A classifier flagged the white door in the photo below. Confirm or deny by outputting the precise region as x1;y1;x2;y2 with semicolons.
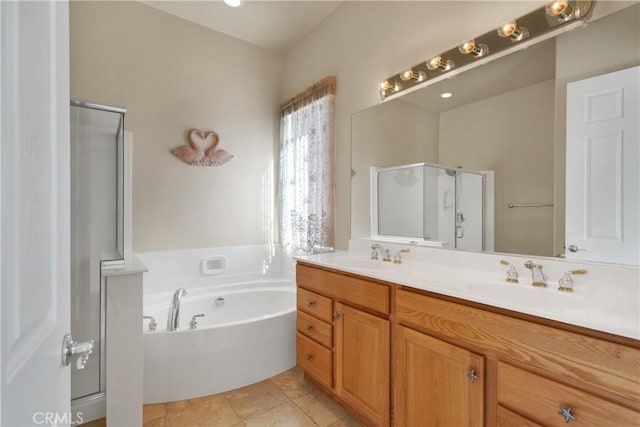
1;1;72;425
566;66;640;265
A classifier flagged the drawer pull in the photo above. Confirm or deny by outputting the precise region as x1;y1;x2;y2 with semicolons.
306;353;314;361
307;300;315;308
332;312;341;320
558;406;577;423
306;324;314;332
466;369;479;383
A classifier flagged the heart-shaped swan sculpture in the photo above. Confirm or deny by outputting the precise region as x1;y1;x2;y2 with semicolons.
171;129;234;166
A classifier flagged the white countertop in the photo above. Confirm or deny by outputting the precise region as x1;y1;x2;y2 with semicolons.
296;248;640;341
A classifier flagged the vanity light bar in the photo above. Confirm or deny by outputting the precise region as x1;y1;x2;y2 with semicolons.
379;0;594;101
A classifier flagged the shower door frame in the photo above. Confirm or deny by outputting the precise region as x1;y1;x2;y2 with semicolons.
70;100;127;414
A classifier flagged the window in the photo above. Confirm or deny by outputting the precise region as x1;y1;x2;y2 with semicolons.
279;77;336;254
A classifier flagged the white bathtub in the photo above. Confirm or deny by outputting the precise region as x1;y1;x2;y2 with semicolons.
143;280;296;404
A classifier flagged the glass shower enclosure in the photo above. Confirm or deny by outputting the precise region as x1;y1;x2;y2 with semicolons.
371;162;494;251
70;100;126;405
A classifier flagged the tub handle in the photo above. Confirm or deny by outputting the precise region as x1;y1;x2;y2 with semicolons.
143;316;157;332
189;314;205;330
306;299;315;308
306;324;314;332
306;353;314;361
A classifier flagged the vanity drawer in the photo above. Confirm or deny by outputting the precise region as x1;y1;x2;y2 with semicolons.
297;310;332;348
396;289;640;404
297;287;332;322
297;332;332;389
497;362;639;426
497;406;543;427
297;263;390;315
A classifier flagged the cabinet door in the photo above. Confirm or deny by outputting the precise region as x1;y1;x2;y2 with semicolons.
334;303;390;426
394;325;484;427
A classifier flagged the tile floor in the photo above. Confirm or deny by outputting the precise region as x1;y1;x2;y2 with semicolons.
82;367;362;427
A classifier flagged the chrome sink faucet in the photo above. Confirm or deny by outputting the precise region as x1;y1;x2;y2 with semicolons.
167;288;187;331
371;244;391;262
524;261;547;287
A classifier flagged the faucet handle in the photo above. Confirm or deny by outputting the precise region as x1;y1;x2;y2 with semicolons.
143;315;157;331
393;249;410;264
500;260;519;283
524;260;542;270
189;313;205;330
558;269;587;292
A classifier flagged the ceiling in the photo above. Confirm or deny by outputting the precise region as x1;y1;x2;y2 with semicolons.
143;1;343;53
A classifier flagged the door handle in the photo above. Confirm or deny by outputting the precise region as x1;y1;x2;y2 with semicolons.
62;334;94;370
567;244;585;253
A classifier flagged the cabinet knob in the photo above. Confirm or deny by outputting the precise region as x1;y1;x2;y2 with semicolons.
307;300;315;308
466;369;479;383
306;353;314;361
558;406;577;423
306;324;314;332
332;312;341;320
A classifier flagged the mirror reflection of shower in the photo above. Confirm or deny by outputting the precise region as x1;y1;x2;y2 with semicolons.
371;162;494;251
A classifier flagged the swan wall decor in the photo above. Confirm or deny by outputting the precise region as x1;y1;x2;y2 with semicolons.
171;129;234;166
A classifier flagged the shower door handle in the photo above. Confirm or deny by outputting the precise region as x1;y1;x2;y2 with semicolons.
62;333;95;370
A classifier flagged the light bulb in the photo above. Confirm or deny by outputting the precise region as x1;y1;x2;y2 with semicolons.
458;40;489;57
440;92;453;99
400;69;427;82
498;21;517;38
427;56;443;70
458;40;476;55
400;69;414;81
546;0;573;18
380;80;391;91
497;21;528;41
426;56;454;72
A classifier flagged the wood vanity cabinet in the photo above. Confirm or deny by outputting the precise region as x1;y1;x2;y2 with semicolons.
394;324;484;426
395;287;640;427
296;262;391;426
296;262;640;426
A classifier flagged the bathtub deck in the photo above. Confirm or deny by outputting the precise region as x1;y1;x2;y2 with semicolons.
82;367;361;426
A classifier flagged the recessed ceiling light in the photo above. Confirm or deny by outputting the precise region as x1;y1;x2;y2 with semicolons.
441;92;453;99
224;0;244;7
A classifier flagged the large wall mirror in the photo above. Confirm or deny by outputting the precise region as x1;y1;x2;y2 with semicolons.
351;2;640;265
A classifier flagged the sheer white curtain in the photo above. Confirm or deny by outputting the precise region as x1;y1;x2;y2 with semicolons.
279;77;336;255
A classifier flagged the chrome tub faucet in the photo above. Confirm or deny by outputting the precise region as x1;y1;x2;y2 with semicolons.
167;288;187;331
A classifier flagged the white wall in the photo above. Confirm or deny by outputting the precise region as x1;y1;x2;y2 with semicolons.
282;1;547;249
70;1;284;252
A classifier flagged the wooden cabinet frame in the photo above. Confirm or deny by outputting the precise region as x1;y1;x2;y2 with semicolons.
296;262;640;426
